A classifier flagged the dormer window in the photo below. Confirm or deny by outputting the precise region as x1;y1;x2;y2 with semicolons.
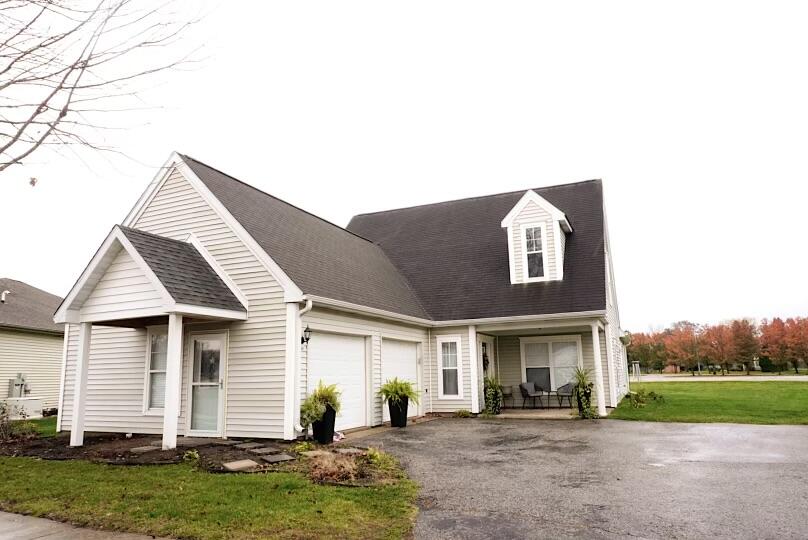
501;190;572;284
523;224;547;279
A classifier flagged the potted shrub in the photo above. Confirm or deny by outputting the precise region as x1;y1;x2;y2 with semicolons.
300;381;341;444
572;366;597;419
378;378;419;427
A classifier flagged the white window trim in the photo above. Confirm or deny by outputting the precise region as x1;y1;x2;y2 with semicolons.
519;335;583;390
142;325;168;416
520;222;550;283
436;335;464;399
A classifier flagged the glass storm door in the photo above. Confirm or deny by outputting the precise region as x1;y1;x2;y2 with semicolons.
189;334;226;435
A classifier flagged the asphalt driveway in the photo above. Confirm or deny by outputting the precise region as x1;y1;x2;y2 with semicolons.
361;418;808;540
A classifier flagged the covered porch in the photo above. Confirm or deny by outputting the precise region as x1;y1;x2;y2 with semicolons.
474;316;619;416
54;226;247;450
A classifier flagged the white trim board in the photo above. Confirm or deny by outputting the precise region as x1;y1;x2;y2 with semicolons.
519;221;550;283
436;335;464;400
501;190;572;232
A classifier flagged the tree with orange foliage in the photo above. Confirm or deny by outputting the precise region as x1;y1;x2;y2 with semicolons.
702;323;736;375
731;319;759;375
759;318;789;373
626;332;667;373
663;321;703;375
784;318;808;374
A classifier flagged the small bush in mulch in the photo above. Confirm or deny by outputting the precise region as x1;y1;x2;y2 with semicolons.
303;446;404;487
309;453;358;483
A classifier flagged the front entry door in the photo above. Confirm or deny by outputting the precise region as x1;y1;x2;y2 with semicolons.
188;333;226;436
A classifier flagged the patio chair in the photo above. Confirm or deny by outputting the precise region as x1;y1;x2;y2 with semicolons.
556;383;574;408
501;385;514;408
519;382;544;409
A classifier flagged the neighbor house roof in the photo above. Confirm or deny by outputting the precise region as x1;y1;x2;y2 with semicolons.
118;226;244;312
0;278;64;334
347;180;607;321
181;155;606;322
183;155;430;319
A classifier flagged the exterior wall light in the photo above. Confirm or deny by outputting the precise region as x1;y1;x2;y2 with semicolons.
301;325;311;345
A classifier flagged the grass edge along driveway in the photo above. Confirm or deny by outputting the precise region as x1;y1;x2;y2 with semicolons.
610;381;808;425
0;457;417;540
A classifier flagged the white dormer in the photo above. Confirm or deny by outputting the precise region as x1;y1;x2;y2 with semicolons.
501;190;572;284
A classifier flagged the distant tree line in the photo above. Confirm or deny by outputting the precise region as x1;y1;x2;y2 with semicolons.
626;318;808;375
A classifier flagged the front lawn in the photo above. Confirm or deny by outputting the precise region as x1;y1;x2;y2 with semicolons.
0;457;417;539
610;381;808;424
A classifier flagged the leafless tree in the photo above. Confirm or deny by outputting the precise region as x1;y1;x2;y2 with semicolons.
0;0;198;172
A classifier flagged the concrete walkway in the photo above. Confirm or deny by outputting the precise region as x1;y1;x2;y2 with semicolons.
638;374;808;382
0;511;166;540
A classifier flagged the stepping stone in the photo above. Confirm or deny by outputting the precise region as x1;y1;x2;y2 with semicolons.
249;446;280;456
130;445;159;454
176;437;214;447
262;453;295;464
235;442;263;450
214;439;239;446
335;447;364;456
301;450;331;458
223;459;259;472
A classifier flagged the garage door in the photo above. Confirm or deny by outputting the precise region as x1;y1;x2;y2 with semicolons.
308;333;367;431
381;339;419;422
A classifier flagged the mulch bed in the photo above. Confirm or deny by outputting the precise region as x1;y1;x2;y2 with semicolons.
0;432;295;471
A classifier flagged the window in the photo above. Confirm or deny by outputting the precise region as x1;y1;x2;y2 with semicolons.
145;328;167;410
523;224;546;279
520;336;581;391
437;336;463;399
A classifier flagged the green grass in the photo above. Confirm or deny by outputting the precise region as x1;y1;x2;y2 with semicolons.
610;382;808;425
27;416;57;437
0;457;417;539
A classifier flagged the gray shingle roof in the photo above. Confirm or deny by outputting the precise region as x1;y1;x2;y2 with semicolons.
180;155;606;322
182;156;430;319
0;278;63;334
119;226;244;312
347;181;607;320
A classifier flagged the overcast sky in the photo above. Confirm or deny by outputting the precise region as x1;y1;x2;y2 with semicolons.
3;1;807;331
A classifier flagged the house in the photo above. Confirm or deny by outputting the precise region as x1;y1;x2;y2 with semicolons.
54;152;628;449
1;278;64;418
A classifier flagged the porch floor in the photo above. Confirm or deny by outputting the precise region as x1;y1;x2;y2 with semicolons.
497;408;578;420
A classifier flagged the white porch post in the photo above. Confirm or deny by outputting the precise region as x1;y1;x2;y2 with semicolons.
69;322;92;446
162;313;183;450
468;325;480;413
590;322;607;417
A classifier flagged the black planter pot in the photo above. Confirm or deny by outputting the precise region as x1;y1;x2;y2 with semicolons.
312;404;336;444
387;396;409;428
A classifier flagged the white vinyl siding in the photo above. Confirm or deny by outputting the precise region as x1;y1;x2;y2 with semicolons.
79;249;163;318
301;307;427;427
61;167;288;438
0;328;63;409
510;201;559;282
425;326;472;413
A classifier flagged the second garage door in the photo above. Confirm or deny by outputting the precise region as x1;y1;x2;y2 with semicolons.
308;333;367;431
381;339;420;422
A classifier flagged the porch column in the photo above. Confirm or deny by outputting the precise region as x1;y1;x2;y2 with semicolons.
468;325;480;413
590;322;607;417
162;313;183;450
69;322;92;446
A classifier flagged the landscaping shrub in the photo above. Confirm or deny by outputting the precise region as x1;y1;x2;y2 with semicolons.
573;367;597;419
483;376;503;415
309;453;358;483
454;409;472;418
628;389;664;408
292;441;316;454
759;356;776;373
0;402;37;442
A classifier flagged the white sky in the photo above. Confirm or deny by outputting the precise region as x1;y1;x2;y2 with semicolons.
3;1;807;331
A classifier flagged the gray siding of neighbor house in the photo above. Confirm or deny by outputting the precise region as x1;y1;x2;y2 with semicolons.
60;167;288;439
300;307;428;426
1;328;63;409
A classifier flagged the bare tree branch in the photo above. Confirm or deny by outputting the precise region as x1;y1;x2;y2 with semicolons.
0;0;198;172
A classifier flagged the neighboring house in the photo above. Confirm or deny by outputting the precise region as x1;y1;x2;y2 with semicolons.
1;278;65;416
54;152;628;449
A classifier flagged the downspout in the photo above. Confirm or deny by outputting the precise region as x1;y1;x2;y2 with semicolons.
294;297;313;434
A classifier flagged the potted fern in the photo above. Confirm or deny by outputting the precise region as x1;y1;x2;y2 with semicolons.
301;381;341;443
378;378;419;427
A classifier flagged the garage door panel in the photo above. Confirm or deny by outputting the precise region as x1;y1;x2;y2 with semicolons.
381;339;419;422
308;333;366;431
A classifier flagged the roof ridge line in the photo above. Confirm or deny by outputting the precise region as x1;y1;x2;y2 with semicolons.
178;154;378;246
350;179;602;219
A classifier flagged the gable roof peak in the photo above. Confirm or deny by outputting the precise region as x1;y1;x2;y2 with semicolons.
500;189;573;232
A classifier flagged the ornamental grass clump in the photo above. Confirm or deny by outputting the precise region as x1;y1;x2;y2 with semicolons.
573;367;598;419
